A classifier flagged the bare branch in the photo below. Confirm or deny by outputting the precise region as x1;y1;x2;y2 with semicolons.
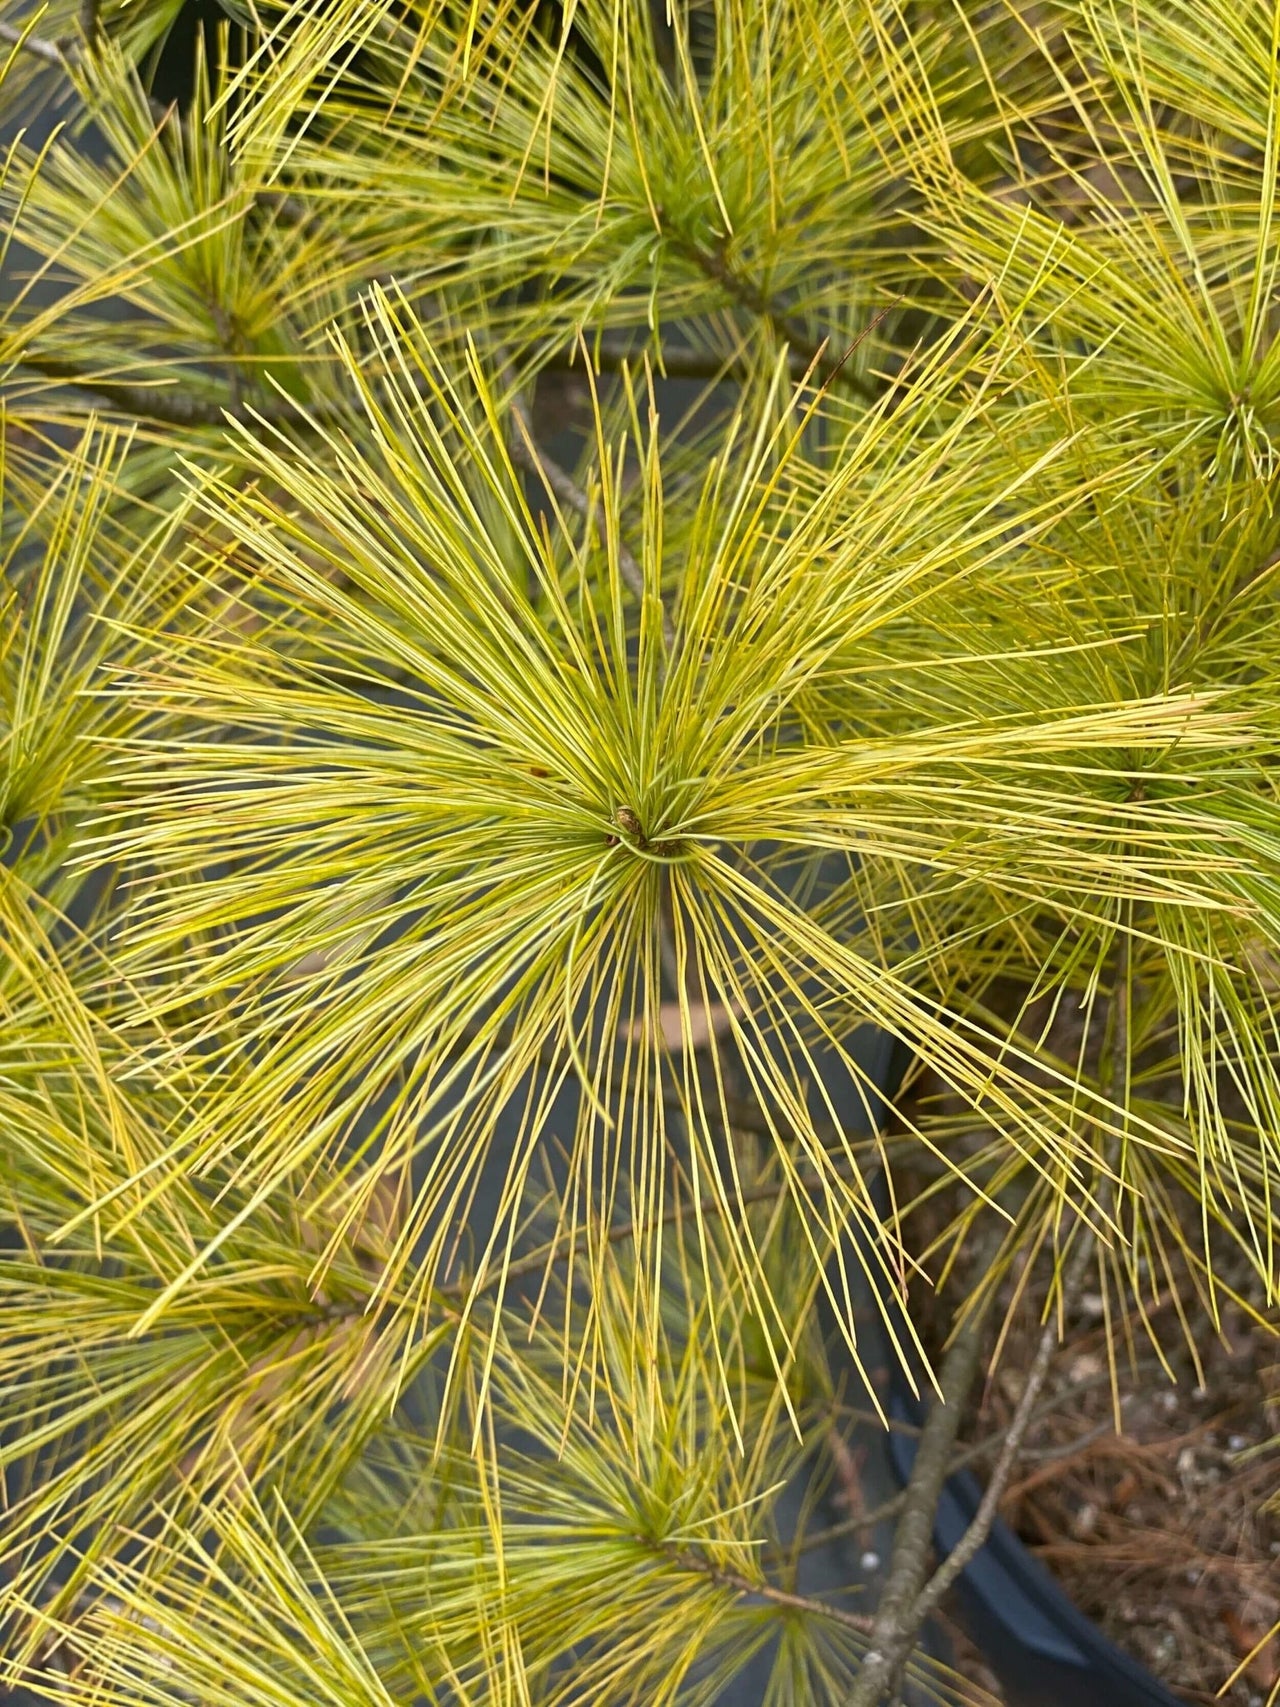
0;17;73;66
10;353;238;427
847;936;1131;1704
845;1296;991;1707
793;1357;1142;1563
905;1232;1097;1632
665;1546;875;1638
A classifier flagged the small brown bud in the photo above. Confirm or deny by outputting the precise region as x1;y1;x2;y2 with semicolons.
614;806;644;839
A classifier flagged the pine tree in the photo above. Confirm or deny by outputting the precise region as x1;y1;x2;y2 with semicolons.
1;2;1277;1701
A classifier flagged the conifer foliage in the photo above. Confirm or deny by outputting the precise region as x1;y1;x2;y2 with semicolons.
1;1;1278;1701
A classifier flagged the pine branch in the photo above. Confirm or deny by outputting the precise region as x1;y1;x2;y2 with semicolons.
669;234;882;400
847;937;1131;1706
1170;544;1280;677
900;1230;1096;1638
9;353;343;430
0;18;72;66
794;1354;1144;1561
442;1156;875;1301
543;336;815;385
844;1290;991;1707
664;1546;875;1637
0;18;170;121
11;353;235;426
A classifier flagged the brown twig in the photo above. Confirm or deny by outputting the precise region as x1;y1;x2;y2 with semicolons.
0;17;72;65
997;1416;1116;1501
664;1545;875;1637
671;233;882;401
844;1292;993;1707
826;1423;870;1527
11;353;241;427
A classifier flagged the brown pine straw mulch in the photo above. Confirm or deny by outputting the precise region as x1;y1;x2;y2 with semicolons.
905;1209;1280;1706
970;1290;1280;1707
